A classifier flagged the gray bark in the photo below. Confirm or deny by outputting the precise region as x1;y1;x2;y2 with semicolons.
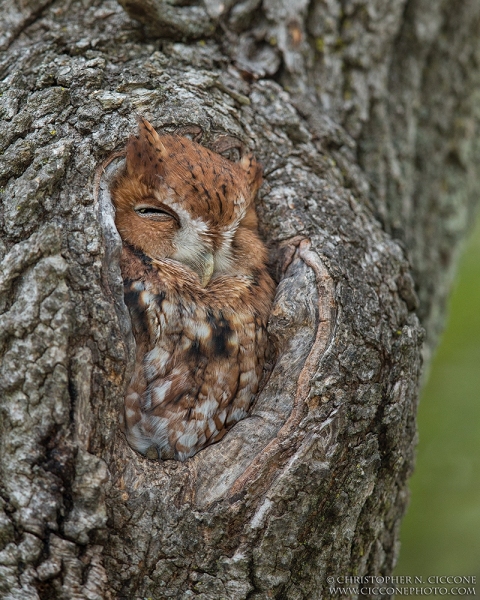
0;0;478;598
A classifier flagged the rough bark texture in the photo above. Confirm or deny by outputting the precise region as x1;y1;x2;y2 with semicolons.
0;0;479;598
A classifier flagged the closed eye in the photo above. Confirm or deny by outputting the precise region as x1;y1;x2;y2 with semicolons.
134;204;178;222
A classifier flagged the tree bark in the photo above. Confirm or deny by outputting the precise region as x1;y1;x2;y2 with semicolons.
0;0;479;598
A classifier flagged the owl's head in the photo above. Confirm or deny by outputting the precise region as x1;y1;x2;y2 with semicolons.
111;118;263;286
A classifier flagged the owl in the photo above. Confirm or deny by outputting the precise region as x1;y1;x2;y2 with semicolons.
111;118;275;461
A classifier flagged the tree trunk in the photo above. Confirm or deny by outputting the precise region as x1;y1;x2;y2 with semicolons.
1;0;479;598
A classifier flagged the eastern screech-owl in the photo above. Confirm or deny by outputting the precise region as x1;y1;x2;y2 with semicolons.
111;118;275;461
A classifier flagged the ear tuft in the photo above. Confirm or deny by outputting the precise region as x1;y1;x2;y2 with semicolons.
125;118;166;185
239;153;263;197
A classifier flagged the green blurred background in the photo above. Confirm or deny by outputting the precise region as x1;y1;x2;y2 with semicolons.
396;214;480;581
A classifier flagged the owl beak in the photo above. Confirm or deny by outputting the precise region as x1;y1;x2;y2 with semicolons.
199;252;214;287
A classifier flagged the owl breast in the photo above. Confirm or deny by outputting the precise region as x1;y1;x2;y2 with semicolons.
111;119;274;461
122;251;270;461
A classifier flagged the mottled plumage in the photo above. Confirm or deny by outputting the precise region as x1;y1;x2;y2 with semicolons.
111;118;274;461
